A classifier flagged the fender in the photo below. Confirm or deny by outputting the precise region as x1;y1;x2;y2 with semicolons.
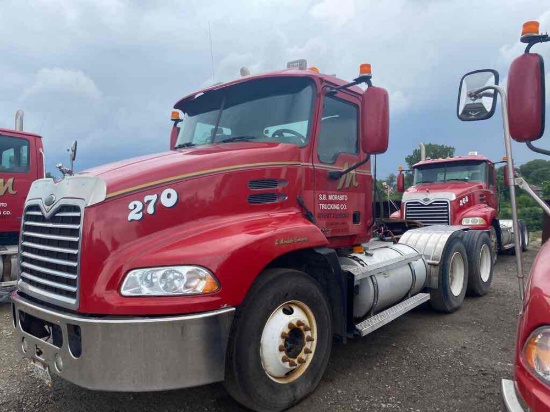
79;210;329;315
457;204;497;230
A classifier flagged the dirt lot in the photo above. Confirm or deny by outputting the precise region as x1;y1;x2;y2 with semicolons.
0;245;537;412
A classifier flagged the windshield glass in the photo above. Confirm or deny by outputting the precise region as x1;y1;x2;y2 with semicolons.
0;135;29;173
174;77;315;148
414;161;487;185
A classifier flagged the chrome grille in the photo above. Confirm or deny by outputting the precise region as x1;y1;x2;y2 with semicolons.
404;200;450;226
19;203;82;309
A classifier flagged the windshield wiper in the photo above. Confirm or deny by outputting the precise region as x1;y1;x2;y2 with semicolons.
174;142;197;149
416;180;435;184
218;135;258;143
446;178;469;182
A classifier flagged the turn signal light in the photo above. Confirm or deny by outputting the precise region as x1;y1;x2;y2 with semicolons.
502;156;507;162
171;110;181;121
398;166;403;171
522;21;540;38
359;63;372;77
309;66;320;73
352;245;365;254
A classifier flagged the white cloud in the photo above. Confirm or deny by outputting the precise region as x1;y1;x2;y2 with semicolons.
21;68;101;102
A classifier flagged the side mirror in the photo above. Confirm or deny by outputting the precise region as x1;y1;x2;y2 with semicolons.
361;87;389;155
503;164;510;186
457;69;499;121
507;53;545;142
397;173;405;193
69;140;78;162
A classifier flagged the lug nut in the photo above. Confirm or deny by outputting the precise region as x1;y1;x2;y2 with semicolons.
297;357;306;364
304;348;312;354
279;345;286;352
303;325;311;332
289;360;297;367
297;320;305;327
306;335;314;342
281;332;288;339
288;322;297;329
282;355;290;363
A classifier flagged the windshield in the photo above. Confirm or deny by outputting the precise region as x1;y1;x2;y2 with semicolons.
174;77;315;148
414;161;487;185
0;135;29;173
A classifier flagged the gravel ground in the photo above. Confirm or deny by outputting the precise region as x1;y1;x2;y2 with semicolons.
0;245;536;412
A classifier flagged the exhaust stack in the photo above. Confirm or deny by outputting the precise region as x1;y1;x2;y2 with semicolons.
14;110;24;131
419;142;426;161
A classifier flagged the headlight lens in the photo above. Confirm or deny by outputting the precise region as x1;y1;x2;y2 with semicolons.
121;266;219;296
524;327;550;384
461;217;487;225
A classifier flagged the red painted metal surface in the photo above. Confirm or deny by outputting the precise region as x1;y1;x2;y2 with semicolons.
0;128;44;234
508;53;545;142
514;241;550;410
72;70;375;315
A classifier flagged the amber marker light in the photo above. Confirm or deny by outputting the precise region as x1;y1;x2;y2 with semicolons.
398;166;403;171
359;63;372;77
502;156;507;162
171;110;181;121
522;20;540;38
352;245;365;254
309;66;320;73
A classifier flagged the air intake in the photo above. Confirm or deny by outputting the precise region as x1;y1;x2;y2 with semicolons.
248;179;282;190
248;193;286;204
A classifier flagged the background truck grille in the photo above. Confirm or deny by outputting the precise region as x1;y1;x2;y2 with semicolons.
404;200;450;226
19;203;82;308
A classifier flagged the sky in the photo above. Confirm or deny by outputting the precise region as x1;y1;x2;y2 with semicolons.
0;0;549;179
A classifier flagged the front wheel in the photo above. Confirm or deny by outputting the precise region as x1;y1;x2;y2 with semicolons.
224;269;332;412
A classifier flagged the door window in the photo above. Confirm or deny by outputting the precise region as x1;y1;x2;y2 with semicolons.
0;135;29;173
317;96;358;164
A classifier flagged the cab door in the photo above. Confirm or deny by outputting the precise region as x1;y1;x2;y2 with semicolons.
313;91;368;247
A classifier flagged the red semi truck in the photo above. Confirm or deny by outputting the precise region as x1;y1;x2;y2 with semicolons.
0;111;45;303
11;61;495;411
390;151;529;263
452;20;550;412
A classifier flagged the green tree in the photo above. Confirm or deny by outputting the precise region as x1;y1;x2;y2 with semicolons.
405;143;455;169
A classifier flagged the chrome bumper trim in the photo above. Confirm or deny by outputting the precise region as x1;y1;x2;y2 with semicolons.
12;292;235;391
501;379;526;412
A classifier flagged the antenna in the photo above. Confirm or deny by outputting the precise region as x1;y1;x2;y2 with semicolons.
208;21;215;84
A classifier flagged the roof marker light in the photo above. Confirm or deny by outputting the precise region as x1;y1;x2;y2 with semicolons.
468;151;478;155
309;66;320;73
171;111;181;121
398;166;403;171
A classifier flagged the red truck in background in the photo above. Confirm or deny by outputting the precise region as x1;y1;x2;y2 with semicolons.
0;111;45;303
390;152;529;265
453;20;550;412
10;60;497;411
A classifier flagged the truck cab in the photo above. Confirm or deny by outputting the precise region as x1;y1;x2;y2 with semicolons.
0;124;44;288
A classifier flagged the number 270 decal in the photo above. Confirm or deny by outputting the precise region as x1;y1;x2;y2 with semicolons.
128;188;179;221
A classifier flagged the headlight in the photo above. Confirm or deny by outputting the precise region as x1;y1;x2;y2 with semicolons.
120;266;219;296
524;327;550;384
461;217;487;225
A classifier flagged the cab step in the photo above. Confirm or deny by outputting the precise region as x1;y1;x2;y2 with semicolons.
354;293;430;337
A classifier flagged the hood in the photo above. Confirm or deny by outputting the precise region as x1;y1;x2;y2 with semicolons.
403;182;483;202
80;142;302;198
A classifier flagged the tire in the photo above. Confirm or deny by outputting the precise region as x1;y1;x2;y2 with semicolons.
464;230;493;297
429;235;469;313
520;220;529;252
224;268;332;412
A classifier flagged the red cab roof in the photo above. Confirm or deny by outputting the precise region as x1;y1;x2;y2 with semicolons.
0;128;42;139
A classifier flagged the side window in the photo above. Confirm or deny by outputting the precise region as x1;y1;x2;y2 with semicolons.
1;148;15;169
0;136;30;173
488;165;495;186
317;96;358;164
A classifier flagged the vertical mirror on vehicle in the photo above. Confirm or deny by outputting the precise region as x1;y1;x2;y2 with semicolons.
397;172;404;193
507;53;545;142
457;70;499;121
361;87;389;155
69;140;77;162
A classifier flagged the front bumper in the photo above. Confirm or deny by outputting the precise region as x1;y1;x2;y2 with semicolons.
12;291;235;391
501;379;525;412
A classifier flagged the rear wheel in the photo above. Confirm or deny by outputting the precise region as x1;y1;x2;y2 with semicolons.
520;220;529;252
489;226;498;265
464;230;493;297
430;236;469;313
224;269;332;412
